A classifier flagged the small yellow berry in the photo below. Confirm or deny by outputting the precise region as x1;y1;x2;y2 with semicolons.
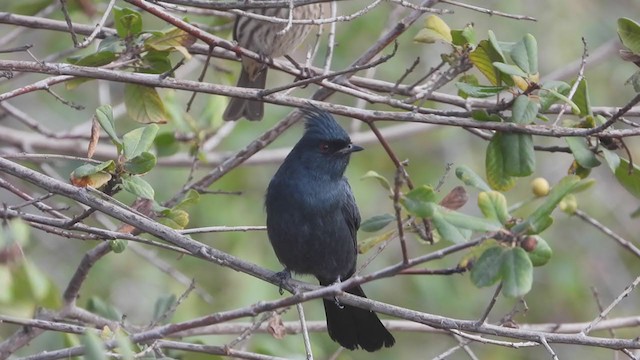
531;177;550;197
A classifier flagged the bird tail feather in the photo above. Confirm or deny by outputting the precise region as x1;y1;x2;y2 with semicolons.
320;282;395;352
222;68;267;121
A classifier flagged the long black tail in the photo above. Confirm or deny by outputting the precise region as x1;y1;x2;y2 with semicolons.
320;281;395;352
222;67;267;121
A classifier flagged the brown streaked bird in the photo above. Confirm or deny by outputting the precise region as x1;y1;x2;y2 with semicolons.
222;3;322;121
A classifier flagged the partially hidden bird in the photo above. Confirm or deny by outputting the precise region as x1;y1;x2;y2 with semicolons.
223;3;322;121
265;107;395;351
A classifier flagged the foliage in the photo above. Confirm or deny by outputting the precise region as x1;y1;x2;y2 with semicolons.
1;2;640;360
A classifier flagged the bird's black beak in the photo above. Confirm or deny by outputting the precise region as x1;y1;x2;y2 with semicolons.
340;143;364;154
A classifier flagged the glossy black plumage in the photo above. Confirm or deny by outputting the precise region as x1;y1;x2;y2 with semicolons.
265;107;395;351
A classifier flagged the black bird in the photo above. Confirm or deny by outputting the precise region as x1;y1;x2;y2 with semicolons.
265;107;395;351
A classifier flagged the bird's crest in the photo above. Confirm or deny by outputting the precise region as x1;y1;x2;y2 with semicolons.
301;106;350;142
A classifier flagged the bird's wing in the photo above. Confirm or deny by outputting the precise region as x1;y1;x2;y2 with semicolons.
341;179;361;246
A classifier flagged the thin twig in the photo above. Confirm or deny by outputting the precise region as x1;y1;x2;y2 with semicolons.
476;282;503;326
574;209;640;259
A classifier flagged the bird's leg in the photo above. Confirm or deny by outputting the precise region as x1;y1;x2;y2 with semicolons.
331;276;344;309
284;55;316;82
273;268;292;295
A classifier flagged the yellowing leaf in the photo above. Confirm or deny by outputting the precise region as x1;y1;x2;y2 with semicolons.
124;84;168;124
145;28;196;59
414;15;452;44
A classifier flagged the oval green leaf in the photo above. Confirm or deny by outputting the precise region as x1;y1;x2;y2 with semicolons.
123;124;159;160
511;95;539;125
455;165;491;192
121;176;155;199
478;191;510;225
618;18;640;55
486;133;516;191
501;247;533;298
123;152;157;174
500;133;535;177
527;236;552;266
124;84;168;124
360;214;395;232
470;245;505;287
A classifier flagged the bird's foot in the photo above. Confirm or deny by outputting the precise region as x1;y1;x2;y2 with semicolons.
273;269;292;295
331;277;344;309
284;55;316;82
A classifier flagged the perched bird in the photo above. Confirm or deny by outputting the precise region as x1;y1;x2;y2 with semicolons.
223;3;322;121
265;107;395;351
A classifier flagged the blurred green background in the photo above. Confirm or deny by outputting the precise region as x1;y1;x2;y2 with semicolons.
1;0;640;359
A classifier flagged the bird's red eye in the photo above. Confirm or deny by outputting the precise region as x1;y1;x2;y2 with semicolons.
319;142;330;153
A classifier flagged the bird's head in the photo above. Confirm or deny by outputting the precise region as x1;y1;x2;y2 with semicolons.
290;106;363;179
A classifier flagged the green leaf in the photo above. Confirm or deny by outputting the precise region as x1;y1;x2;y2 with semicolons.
97;35;123;53
625;70;640;92
141;50;173;74
175;189;201;210
451;24;476;46
124;84;168;124
477;191;510;225
500;133;535;177
121;176;155;200
470;39;511;86
144;27;197;58
618;18;640;54
95;105;122;150
431;209;471;244
23;261;50;300
113;7;142;39
154;132;180;157
470;246;505;287
485;134;516;191
413;15;452;44
501;247;533;298
65;52;117;89
438;206;501;232
604;152;640;199
360;214;395;232
455;82;507;98
511;95;539;125
67;51;116;67
572;78;592;116
122;124;159;160
456;74;478;99
153;294;177;323
565;137;601;168
123;152;157;174
401;185;437;218
470;110;503;123
358;230;394;254
527;236;552;266
487;30;507;62
82;330;107;360
544;88;581;114
455;165;491;192
539;81;571;111
87;296;121;321
493;62;528;78
509;34;538;75
158;208;189;229
361;170;392;193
